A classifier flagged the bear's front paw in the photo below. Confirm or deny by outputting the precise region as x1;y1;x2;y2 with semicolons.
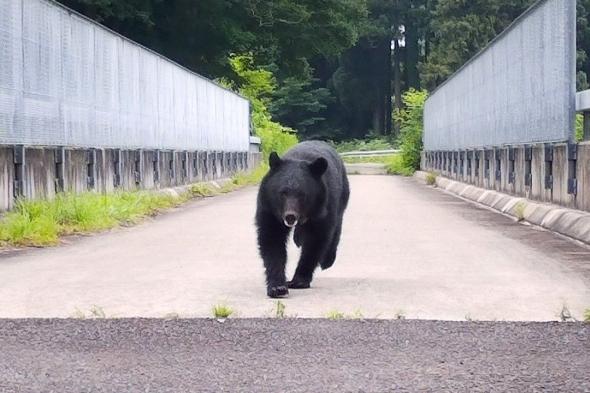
267;285;289;298
287;278;311;289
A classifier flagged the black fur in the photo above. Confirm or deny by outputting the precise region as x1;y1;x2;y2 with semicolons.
255;141;350;298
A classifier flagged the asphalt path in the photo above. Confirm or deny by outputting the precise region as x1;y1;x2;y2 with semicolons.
0;175;589;320
0;318;588;393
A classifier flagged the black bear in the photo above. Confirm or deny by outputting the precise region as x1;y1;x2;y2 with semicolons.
255;141;350;298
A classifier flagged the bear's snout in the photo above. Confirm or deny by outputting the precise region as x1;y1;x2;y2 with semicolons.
283;213;299;228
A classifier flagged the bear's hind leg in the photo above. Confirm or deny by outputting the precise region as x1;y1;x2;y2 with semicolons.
320;223;341;270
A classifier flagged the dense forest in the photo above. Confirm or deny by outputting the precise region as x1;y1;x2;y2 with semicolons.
60;0;590;142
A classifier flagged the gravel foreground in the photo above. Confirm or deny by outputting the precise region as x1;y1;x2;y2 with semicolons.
0;318;588;392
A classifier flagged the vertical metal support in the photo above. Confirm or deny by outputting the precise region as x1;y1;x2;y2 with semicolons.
494;148;502;181
169;152;176;180
459;151;465;178
13;145;25;199
508;147;516;185
484;150;491;179
181;151;189;180
452;151;458;176
212;152;218;179
524;146;532;187
474;151;480;178
467;151;473;178
54;147;65;193
544;144;553;190
112;149;121;188
192;152;198;178
203;152;209;180
567;142;578;195
86;149;96;189
153;150;160;184
134;150;142;185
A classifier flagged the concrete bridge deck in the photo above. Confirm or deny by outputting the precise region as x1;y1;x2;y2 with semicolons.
1;175;588;321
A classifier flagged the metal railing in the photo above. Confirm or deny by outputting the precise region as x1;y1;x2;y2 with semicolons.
0;0;251;152
423;0;576;151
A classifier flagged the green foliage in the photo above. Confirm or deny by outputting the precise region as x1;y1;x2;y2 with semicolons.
270;64;333;137
576;114;584;142
225;54;298;158
392;89;428;174
333;138;394;153
342;155;397;164
385;155;415;177
585;309;590;322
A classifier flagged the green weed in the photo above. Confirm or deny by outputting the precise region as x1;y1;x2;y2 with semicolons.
275;300;286;318
514;201;527;222
89;305;106;319
326;310;346;320
425;172;437;186
212;304;233;319
584;309;590;322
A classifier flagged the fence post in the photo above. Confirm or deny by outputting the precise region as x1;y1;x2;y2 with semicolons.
13;145;25;199
55;147;65;193
87;148;97;190
567;142;578;195
544;144;553;190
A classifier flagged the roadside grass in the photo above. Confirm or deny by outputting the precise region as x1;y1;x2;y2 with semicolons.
385;155;416;176
341;153;416;176
212;304;234;319
0;166;268;248
342;155;397;164
584;309;590;322
425;172;437;186
325;309;365;320
333;138;395;153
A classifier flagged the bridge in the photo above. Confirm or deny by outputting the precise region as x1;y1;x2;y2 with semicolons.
0;0;589;391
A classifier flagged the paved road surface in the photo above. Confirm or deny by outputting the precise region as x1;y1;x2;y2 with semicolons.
0;319;588;393
0;176;589;320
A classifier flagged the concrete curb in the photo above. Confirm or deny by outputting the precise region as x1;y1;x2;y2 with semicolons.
155;178;233;198
415;171;590;245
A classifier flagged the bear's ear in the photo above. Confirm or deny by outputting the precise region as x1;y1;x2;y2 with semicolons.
269;152;282;170
309;157;328;177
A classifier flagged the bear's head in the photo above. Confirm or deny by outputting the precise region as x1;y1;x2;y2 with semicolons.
264;152;328;228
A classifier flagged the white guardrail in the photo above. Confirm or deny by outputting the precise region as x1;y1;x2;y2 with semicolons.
339;149;400;158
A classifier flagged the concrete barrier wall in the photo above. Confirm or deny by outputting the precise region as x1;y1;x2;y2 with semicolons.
0;145;262;211
421;142;590;213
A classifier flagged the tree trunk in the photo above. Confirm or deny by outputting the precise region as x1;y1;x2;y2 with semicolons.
393;37;402;136
385;36;393;135
405;22;420;89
